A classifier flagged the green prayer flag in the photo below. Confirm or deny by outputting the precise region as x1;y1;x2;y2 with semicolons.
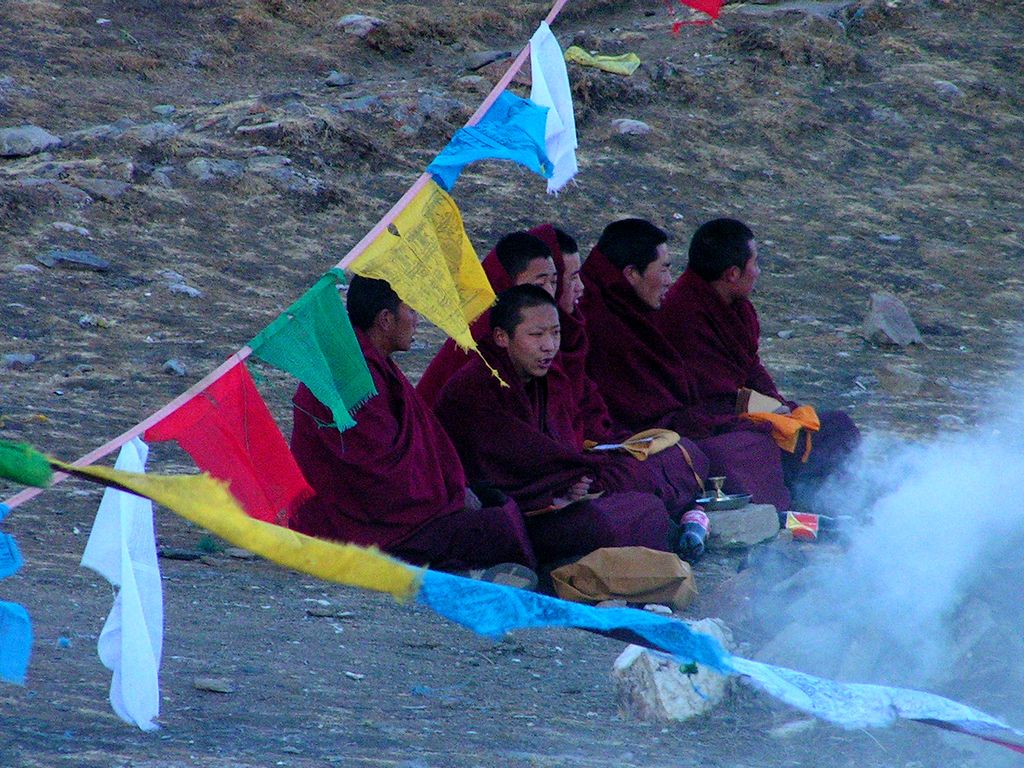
0;441;54;488
248;269;376;431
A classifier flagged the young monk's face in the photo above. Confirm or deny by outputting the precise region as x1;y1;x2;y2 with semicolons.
514;257;558;298
384;302;419;353
558;251;584;314
626;243;672;309
497;303;561;381
734;241;761;298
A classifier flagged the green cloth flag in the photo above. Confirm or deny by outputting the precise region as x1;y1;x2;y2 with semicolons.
0;441;53;488
248;269;376;431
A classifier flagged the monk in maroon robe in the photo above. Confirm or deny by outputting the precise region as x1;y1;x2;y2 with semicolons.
436;285;706;563
655;217;860;503
289;276;536;571
415;230;558;408
578;218;792;510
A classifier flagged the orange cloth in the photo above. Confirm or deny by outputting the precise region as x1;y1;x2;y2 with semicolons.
742;405;820;460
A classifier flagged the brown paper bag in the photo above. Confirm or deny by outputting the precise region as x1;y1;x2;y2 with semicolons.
550;547;697;611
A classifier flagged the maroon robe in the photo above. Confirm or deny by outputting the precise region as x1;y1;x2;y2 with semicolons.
656;268;860;497
289;329;535;570
578;247;791;509
531;223;616;443
435;338;689;559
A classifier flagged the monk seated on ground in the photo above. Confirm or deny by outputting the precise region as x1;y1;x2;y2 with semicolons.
532;224;712;524
416;229;559;408
288;275;537;573
578;218;793;510
435;285;697;565
654;217;861;506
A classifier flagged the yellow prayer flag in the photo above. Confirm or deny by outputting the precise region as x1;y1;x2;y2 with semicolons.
564;46;641;76
53;461;421;600
351;180;494;351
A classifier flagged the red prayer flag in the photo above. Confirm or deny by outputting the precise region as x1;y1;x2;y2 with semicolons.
145;361;313;524
665;0;722;32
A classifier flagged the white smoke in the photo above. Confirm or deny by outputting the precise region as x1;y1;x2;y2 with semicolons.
752;394;1024;716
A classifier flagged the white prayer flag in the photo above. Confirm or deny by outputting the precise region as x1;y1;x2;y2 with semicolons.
530;21;579;194
80;437;163;732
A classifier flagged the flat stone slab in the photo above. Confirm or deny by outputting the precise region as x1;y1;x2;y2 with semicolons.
35;248;109;271
708;503;780;550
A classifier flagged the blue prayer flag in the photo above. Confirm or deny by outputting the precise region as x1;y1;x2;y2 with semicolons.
427;91;553;191
0;601;31;685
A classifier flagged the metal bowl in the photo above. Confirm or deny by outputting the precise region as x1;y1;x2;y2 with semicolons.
696;492;753;511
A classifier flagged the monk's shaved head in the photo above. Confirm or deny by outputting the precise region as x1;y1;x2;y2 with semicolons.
596;218;668;274
687;218;755;281
491;284;557;336
346;275;401;330
495;231;554;279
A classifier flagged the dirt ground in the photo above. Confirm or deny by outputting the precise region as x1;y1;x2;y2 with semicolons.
1;0;1023;765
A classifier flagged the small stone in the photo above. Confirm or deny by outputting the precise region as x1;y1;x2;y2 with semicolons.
769;719;816;739
127;121;180;146
454;75;489;94
643;603;673;616
336;14;384;37
235;121;282;140
169;282;202;298
708;503;780;550
193;677;235;694
186;157;245;182
335;95;380;114
51;221;91;237
152;104;176;117
611;118;651;136
868;107;908;128
225;547;256;560
466;50;512;71
3;353;36;370
0;125;61;157
13;264;43;273
325;71;356;88
862;291;923;346
417;93;465;123
78;314;111;328
158;547;202;561
18;178;93;207
36;249;109;271
933;79;962;100
151;169;173;188
777;329;794;339
878;233;902;244
344;671;366;681
163;359;187;376
306;606;355;618
74;178;130;201
157;269;187;284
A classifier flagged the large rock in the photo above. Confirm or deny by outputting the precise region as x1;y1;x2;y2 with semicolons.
862;291;922;346
186;157;245;182
0;125;61;157
35;248;109;271
611;118;651;136
708;503;780;550
337;14;384;37
74;178;130;201
612;618;734;721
